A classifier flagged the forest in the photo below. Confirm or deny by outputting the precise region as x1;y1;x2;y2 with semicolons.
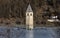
0;0;60;27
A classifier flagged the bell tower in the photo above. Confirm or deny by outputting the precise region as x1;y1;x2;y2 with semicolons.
26;4;33;30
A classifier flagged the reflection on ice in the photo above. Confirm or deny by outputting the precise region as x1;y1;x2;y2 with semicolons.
26;30;34;38
25;28;57;38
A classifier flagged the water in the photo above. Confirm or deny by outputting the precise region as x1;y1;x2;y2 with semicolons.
0;27;59;38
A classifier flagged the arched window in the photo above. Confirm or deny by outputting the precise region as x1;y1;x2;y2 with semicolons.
27;14;29;16
30;14;32;16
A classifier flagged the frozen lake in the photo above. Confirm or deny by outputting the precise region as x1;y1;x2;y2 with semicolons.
0;27;59;38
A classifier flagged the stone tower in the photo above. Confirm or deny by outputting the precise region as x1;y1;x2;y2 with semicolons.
26;4;33;29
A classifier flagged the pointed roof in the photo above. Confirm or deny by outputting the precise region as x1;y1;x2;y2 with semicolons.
26;4;33;12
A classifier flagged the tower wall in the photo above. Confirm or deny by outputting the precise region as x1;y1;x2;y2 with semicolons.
26;12;33;29
29;12;33;29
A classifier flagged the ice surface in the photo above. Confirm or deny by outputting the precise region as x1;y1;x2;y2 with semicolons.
0;27;59;38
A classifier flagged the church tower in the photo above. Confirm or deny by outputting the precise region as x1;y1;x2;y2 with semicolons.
26;4;33;30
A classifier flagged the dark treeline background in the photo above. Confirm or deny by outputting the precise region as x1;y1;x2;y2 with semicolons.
0;0;60;26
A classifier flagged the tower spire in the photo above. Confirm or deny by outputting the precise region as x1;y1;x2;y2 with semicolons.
26;4;33;12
